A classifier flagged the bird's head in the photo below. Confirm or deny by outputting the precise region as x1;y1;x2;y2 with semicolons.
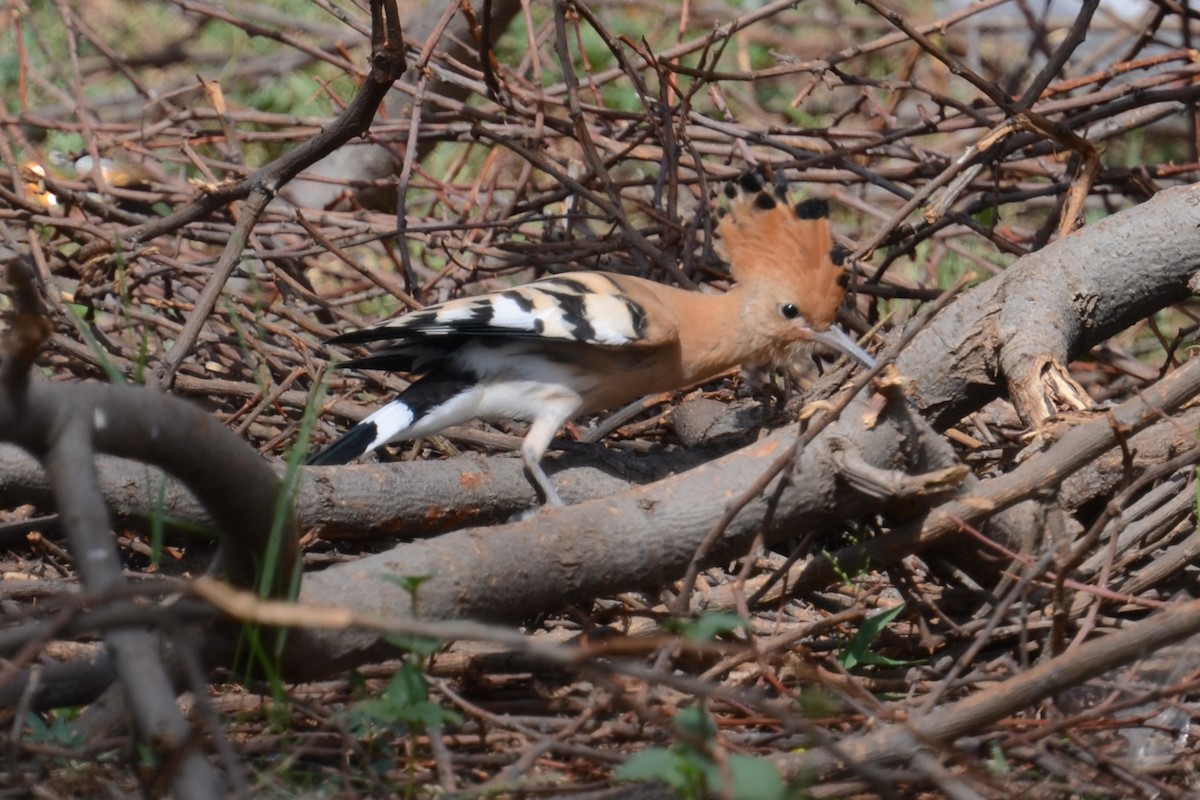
716;170;874;370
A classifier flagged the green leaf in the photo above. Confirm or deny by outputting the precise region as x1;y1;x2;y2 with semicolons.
721;754;787;800
615;747;707;797
840;604;906;670
797;685;842;718
972;206;997;226
614;748;684;783
383;573;435;616
385;573;434;594
851;649;916;668
391;664;429;706
65;305;125;385
350;664;462;733
987;742;1011;776
24;712;84;749
674;705;716;740
665;612;747;642
617;747;788;800
382;633;442;657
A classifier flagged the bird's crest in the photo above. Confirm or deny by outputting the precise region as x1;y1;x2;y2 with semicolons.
715;168;847;330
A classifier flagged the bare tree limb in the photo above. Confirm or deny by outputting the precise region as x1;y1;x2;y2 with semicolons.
899;183;1200;428
777;595;1200;780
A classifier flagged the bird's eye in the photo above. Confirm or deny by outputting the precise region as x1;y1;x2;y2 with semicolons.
780;303;800;320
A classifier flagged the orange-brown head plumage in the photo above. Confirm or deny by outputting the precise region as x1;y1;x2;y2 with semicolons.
716;170;847;332
713;169;861;369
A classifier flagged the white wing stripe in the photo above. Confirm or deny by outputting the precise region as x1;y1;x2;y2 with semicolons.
583;295;638;344
490;294;540;330
431;304;476;323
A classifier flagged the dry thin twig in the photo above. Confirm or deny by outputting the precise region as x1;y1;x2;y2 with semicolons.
2;0;1199;795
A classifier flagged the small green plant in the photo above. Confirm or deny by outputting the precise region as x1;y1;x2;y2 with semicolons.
615;705;788;800
987;742;1011;776
820;528;875;586
795;684;843;723
838;604;911;671
65;304;126;385
663;611;746;642
225;375;322;724
347;573;460;799
384;573;435;619
25;711;85;751
24;710;98;772
351;660;461;736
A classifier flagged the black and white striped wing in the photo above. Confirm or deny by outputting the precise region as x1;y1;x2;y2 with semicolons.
329;273;657;349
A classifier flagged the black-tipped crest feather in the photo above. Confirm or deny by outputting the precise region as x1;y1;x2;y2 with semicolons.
794;198;829;219
738;169;764;192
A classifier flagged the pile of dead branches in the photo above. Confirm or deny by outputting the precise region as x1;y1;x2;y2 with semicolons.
2;0;1199;797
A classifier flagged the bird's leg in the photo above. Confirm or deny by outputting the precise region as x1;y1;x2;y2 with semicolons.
523;452;564;506
519;405;578;506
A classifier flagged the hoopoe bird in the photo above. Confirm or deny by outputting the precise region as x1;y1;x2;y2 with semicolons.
307;169;874;505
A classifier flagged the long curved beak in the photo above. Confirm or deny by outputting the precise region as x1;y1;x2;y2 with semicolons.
809;326;875;370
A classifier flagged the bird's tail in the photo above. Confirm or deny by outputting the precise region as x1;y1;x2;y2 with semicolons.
305;399;416;466
305;372;475;466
